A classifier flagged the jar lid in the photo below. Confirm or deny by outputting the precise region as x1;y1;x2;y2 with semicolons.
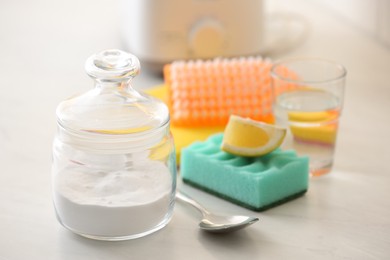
56;49;169;136
85;49;140;82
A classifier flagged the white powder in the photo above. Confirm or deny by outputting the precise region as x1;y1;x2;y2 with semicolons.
53;161;174;238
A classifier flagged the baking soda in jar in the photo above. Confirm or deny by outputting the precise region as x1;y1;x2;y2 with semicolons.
51;49;176;240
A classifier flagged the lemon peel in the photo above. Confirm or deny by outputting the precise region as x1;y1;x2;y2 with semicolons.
221;115;286;157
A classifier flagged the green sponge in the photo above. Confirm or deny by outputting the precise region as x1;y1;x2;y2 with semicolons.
180;133;309;211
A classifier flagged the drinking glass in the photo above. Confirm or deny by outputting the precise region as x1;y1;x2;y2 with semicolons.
271;58;346;176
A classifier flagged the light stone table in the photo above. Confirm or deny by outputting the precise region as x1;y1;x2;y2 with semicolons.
0;0;389;259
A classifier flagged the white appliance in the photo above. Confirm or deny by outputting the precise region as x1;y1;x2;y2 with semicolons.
121;0;264;69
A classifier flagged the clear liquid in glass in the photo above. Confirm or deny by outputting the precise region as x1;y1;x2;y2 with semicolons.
274;89;341;176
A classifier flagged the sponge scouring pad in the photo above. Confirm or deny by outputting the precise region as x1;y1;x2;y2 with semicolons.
181;133;309;211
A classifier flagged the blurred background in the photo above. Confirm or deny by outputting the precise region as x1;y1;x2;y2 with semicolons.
1;0;388;83
1;0;388;90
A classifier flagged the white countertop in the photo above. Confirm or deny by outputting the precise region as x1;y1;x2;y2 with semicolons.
1;0;389;259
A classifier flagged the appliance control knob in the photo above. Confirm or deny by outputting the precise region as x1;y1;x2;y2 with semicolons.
188;18;225;57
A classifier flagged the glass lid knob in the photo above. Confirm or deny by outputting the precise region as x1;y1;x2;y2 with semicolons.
85;49;140;81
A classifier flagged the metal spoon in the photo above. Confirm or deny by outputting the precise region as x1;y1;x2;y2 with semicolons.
176;191;259;233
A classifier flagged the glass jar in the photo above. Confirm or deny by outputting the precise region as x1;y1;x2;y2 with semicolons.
52;49;177;241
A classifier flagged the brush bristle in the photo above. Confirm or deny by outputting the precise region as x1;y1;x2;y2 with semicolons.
164;57;294;127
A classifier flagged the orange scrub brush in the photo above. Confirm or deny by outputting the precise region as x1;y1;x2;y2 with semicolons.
164;57;293;127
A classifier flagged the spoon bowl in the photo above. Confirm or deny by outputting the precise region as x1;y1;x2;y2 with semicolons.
199;214;259;233
176;191;259;233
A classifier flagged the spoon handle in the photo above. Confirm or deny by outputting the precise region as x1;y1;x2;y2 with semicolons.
176;191;210;217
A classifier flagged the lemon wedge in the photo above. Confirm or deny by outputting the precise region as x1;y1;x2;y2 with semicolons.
221;115;286;157
287;111;338;144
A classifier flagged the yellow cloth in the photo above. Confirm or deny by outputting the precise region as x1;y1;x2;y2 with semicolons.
145;85;224;163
